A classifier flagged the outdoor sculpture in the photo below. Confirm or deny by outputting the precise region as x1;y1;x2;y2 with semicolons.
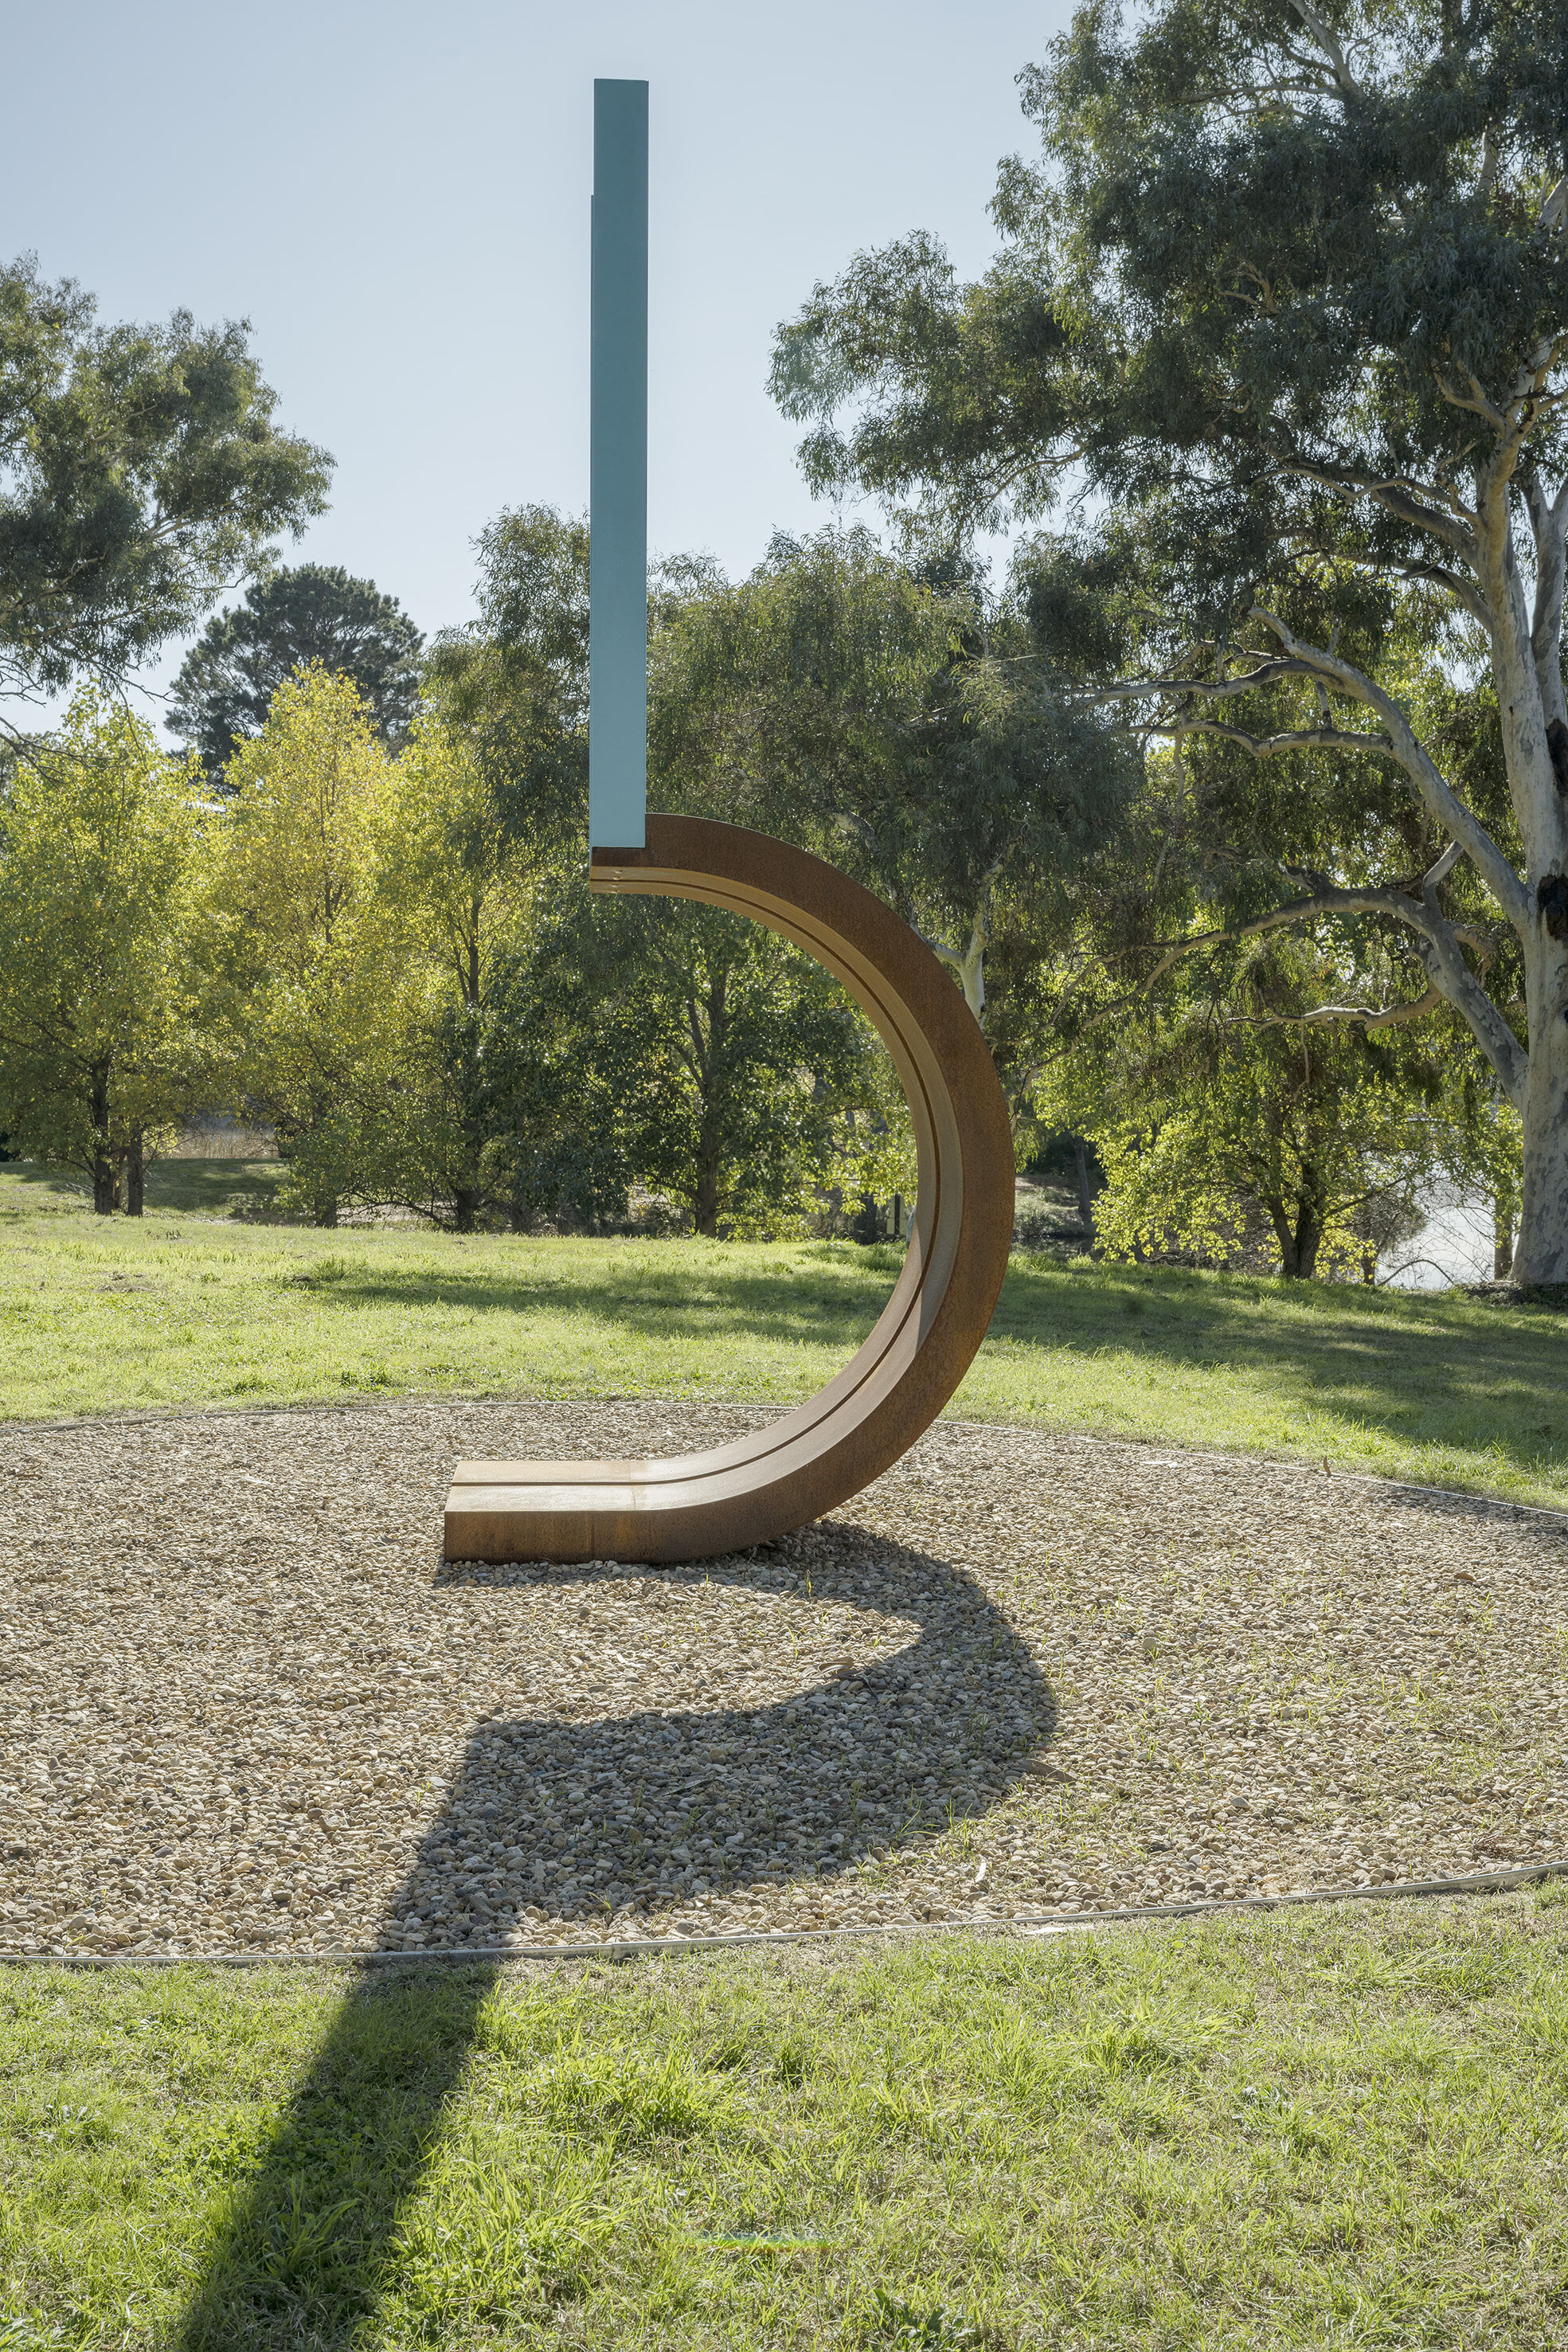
442;82;1013;1564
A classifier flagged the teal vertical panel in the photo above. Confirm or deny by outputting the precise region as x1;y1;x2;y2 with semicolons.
588;78;648;851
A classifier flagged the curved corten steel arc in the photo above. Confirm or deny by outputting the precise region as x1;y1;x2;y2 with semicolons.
442;813;1015;1563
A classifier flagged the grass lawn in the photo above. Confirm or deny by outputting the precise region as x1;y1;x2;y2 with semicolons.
7;1169;1567;2346
2;1893;1566;2349
2;1158;1566;1509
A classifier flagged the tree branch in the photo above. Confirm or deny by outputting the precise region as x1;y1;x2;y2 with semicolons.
1093;657;1310;708
1435;370;1508;432
1246;608;1531;926
920;859;1003;1021
1124;867;1528;1106
1159;718;1395;760
1421;836;1465;892
1476;124;1500;203
1137;883;1437;996
1288;0;1363;97
1234;983;1443;1031
1523;468;1568;732
1472;421;1564;834
1281;458;1478;560
1322;550;1492;628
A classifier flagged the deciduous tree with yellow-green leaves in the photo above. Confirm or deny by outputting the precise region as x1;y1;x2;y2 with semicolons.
209;665;408;1225
0;690;205;1211
368;700;543;1230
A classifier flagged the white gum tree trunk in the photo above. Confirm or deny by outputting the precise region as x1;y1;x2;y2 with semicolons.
924;864;1002;1028
1124;405;1568;1282
1515;931;1568;1280
1485;456;1568;1283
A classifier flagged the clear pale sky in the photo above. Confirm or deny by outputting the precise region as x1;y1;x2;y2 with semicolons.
3;0;1071;718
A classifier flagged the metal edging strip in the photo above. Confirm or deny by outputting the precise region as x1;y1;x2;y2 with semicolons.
6;1857;1563;1968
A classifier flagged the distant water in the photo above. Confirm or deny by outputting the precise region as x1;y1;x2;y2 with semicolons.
1384;1184;1495;1290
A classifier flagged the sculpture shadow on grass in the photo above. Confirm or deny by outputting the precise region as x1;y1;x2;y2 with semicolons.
174;1960;500;2351
176;1526;1054;2347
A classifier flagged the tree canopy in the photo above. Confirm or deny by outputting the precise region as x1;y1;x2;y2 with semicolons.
772;0;1568;1279
421;504;589;863
424;515;915;1237
651;527;1133;1031
1042;917;1507;1278
0;255;330;730
208;666;405;1225
0;690;205;1210
168;565;422;773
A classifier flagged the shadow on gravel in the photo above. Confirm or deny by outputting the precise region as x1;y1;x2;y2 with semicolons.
176;1524;1053;2342
407;1522;1057;1935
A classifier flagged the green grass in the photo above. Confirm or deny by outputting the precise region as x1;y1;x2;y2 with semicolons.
3;1160;1566;1508
3;1893;1567;2349
3;1156;296;1221
8;1172;1567;2340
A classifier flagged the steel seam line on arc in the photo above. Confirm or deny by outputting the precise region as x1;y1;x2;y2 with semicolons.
588;77;648;854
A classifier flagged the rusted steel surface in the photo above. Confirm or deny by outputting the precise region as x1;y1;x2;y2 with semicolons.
443;815;1015;1563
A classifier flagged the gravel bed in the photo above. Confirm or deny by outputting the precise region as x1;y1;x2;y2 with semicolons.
2;1400;1566;1958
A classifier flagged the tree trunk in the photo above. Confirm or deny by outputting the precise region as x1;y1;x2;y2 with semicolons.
1267;1195;1323;1279
693;1156;721;1238
453;1187;476;1235
315;1199;338;1229
928;886;994;1023
689;969;728;1239
1073;1137;1096;1236
124;1132;144;1218
1511;926;1568;1284
89;1065;115;1214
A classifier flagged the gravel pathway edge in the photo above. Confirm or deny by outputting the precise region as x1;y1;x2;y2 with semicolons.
5;1854;1562;1967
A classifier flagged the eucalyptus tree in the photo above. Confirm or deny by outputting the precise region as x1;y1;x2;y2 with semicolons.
772;0;1568;1282
651;528;1131;1035
0;255;330;733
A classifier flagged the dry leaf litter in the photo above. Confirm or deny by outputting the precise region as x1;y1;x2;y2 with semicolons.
2;1399;1565;1959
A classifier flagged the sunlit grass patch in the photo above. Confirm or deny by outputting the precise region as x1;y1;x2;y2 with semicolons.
2;1161;1566;1508
3;1896;1567;2347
